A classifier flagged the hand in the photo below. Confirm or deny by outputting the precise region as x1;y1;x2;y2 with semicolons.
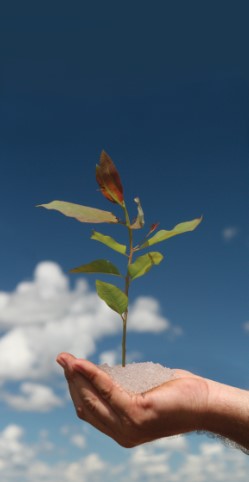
56;352;209;448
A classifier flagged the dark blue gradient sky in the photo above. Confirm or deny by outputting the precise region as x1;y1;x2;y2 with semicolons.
0;2;248;479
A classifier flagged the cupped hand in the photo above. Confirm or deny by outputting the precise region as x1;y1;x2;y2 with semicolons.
57;352;209;448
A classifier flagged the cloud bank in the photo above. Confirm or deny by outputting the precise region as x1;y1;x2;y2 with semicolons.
0;424;248;482
0;261;172;384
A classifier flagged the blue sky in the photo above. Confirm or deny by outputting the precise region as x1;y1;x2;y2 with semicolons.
0;2;249;480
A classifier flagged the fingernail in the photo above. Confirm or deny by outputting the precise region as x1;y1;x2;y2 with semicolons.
56;355;66;368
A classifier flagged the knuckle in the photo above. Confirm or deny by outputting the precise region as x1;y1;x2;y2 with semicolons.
98;386;112;401
83;396;98;415
119;438;137;449
75;395;99;420
76;405;85;420
116;432;139;449
86;371;113;402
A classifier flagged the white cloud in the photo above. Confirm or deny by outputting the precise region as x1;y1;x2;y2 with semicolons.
0;261;172;382
70;434;86;449
243;321;249;332
128;297;170;332
64;453;108;481
124;437;249;482
60;425;88;450
98;349;142;366
153;435;188;452
0;425;35;472
1;382;63;412
0;262;70;327
98;350;119;366
0;424;249;482
222;226;239;241
200;441;224;456
129;444;170;477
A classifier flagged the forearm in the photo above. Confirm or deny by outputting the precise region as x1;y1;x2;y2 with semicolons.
202;379;249;452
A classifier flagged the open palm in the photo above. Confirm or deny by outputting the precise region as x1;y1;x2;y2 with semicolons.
57;353;209;448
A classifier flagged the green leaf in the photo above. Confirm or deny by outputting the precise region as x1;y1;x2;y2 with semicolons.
128;252;164;280
91;231;127;255
140;216;203;249
37;201;119;224
70;259;121;276
96;280;128;315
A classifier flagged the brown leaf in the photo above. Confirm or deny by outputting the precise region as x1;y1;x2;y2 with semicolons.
96;150;124;204
130;197;145;229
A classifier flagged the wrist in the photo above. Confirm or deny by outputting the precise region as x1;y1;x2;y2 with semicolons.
202;379;249;451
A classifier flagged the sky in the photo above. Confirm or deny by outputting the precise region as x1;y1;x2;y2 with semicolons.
0;1;249;480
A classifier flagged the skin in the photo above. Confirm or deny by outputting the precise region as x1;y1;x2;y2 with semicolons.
57;352;249;453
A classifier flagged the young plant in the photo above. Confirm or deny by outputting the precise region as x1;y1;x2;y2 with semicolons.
38;151;202;366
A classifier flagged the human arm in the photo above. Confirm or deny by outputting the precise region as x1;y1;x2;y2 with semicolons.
200;377;249;452
56;352;249;452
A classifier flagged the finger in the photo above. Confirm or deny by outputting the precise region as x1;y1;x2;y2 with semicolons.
56;352;77;371
61;363;126;443
58;354;122;430
57;353;86;412
73;359;133;413
69;372;122;440
72;371;118;423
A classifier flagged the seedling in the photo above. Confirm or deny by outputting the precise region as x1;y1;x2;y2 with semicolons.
38;151;202;366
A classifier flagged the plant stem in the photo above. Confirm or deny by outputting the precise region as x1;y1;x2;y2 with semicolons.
121;313;127;367
121;203;134;367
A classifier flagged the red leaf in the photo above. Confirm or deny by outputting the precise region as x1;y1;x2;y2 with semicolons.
96;151;124;204
146;222;160;238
